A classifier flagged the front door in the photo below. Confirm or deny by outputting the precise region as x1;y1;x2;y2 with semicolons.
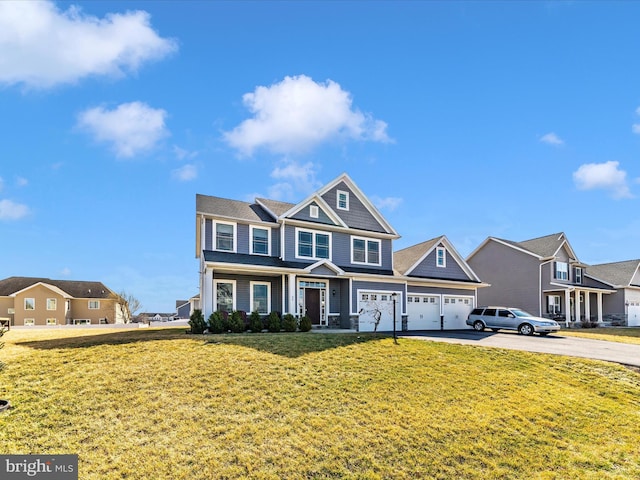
305;289;321;325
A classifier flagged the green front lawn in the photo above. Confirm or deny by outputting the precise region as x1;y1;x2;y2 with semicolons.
560;327;640;345
1;328;639;479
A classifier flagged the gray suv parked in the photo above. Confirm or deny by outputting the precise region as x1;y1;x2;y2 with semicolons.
466;306;560;336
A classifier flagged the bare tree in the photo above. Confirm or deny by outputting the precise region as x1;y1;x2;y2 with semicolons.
111;291;142;324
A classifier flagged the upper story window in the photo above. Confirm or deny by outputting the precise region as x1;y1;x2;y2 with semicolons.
88;300;100;309
337;190;349;211
555;262;568;280
309;205;319;218
575;267;583;284
24;298;35;310
215;222;236;252
47;298;57;310
436;247;446;268
351;237;381;266
250;226;270;256
296;228;331;260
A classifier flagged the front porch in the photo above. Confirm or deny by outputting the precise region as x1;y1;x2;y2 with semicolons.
543;285;615;327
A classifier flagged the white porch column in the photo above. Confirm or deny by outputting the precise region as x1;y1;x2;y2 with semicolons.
575;289;581;323
584;291;591;322
597;293;603;323
203;267;213;319
564;290;571;327
288;274;297;316
281;275;286;315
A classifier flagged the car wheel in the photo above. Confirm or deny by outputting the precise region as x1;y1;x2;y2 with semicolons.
518;323;534;336
473;321;485;332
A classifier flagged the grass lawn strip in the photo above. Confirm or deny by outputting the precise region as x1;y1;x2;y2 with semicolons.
559;327;640;345
0;328;639;479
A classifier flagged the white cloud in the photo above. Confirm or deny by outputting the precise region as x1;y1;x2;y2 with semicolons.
223;75;392;156
266;161;322;201
632;124;640;134
16;177;28;187
0;199;30;220
173;145;198;161
540;132;564;146
77;101;169;158
371;196;403;212
171;164;198;181
573;161;633;199
0;1;177;89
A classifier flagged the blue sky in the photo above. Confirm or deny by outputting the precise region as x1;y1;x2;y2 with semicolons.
2;1;640;313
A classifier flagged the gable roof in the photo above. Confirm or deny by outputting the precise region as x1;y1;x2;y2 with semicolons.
255;198;295;218
586;260;640;288
0;277;113;299
468;232;579;262
196;194;277;223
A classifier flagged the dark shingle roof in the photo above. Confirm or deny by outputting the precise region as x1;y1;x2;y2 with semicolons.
587;260;640;287
393;237;440;275
196;195;277;223
255;198;295;217
516;232;566;257
0;277;113;298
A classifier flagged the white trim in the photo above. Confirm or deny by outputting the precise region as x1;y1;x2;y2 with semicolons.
250;281;271;314
10;282;72;299
214;279;237;312
304;259;345;275
466;237;545;262
436;246;446;268
88;300;100;309
351;236;382;266
249;224;271;256
295;227;332;261
213;220;237;253
73;319;91;325
46;318;57;326
24;297;35;310
280;194;347;228
309;205;319;218
47;298;57;310
337;190;349;211
24;318;35;326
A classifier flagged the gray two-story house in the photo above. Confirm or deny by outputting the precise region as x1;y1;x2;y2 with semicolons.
586;260;640;326
466;232;615;326
196;173;486;331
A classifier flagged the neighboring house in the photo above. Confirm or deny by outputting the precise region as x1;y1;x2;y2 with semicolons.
142;313;178;322
0;277;123;326
176;295;199;319
196;173;486;331
466;233;615;326
586;260;640;327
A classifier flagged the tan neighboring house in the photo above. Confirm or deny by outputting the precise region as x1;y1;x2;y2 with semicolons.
0;277;124;326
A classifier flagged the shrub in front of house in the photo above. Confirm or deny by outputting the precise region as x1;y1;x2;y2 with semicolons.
189;309;206;334
282;313;297;332
208;311;225;334
267;311;281;332
229;311;246;333
298;315;312;332
249;311;263;333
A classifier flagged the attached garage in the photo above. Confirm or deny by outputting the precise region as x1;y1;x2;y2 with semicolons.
628;303;640;327
442;296;474;330
358;291;400;332
407;295;440;330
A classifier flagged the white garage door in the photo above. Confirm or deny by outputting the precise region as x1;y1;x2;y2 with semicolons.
628;305;640;327
443;296;474;330
358;292;398;332
407;295;440;330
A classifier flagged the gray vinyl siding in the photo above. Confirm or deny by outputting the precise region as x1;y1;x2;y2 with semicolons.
211;273;282;314
321;182;387;233
290;202;336;226
237;224;250;254
467;240;541;315
408;245;472;281
309;265;338;276
602;290;625;318
271;226;281;257
352;280;406;314
205;219;212;250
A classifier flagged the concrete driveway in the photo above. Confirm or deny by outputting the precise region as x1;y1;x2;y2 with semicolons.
400;330;640;368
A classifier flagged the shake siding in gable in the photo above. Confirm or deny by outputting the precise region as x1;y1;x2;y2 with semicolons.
409;248;471;281
321;183;387;233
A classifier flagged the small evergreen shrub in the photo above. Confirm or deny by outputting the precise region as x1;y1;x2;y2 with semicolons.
189;309;206;334
229;310;245;333
220;311;230;332
298;315;312;332
282;313;297;332
267;311;281;333
208;311;225;334
249;311;264;333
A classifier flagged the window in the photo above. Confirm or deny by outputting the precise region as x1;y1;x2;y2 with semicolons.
24;318;35;326
250;282;270;314
215;280;235;313
46;318;57;326
250;226;270;256
296;228;331;260
337;190;349;211
8;308;15;314
555;262;568;280
547;295;561;314
436;247;446;268
351;237;381;265
215;222;235;252
73;319;91;325
24;298;35;310
88;300;100;309
47;298;57;310
575;267;583;284
310;205;319;218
